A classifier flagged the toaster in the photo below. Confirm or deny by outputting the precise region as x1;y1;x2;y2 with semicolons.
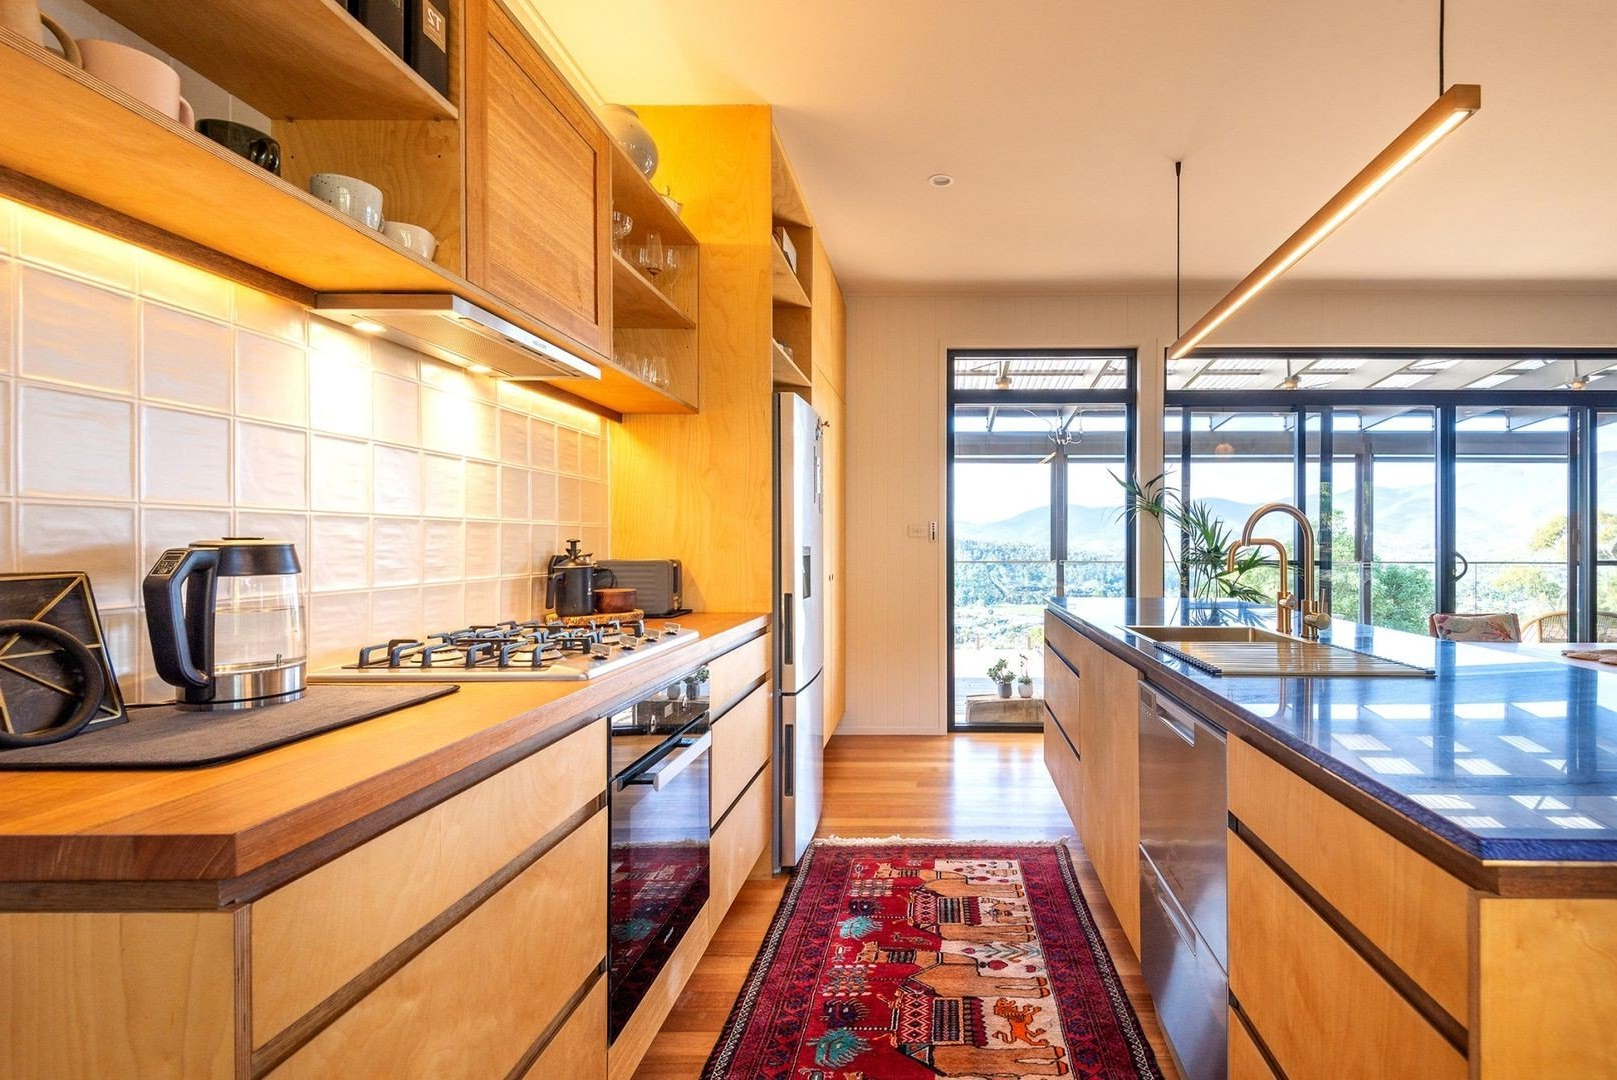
596;560;685;617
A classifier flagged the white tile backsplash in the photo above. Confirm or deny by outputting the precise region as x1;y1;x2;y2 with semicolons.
141;303;232;411
19;267;137;393
140;405;229;505
19;383;133;500
0;199;609;699
236;330;307;427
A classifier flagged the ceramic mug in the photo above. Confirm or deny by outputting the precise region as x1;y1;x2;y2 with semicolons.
77;39;193;125
195;119;281;175
381;221;438;260
0;1;81;65
309;172;384;231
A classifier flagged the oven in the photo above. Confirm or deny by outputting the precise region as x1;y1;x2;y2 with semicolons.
606;672;712;1041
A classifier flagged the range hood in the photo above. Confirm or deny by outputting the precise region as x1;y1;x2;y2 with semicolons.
315;294;601;381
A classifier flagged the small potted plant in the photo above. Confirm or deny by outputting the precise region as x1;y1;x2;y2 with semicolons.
986;658;1014;699
685;666;710;700
1016;654;1034;698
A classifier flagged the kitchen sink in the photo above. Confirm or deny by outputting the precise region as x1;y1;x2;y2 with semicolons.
1123;625;1433;678
1125;625;1295;645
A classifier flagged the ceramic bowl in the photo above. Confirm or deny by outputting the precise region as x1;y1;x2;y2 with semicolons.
382;221;438;260
309;172;384;231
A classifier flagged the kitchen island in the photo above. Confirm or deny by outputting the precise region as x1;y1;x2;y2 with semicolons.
1046;597;1617;1080
0;612;770;1080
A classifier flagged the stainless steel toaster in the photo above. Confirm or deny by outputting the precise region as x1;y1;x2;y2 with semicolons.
595;560;684;617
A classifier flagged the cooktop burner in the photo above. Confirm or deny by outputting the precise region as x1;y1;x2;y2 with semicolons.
312;620;699;682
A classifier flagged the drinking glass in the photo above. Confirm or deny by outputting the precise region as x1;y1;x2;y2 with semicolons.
661;247;682;289
637;232;664;278
611;211;632;256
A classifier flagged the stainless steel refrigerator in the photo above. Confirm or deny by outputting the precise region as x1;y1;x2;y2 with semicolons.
774;392;824;868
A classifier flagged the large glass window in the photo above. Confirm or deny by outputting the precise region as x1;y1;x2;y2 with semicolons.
949;351;1134;730
1166;350;1617;640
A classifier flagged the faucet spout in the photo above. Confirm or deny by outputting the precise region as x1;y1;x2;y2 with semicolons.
1226;536;1292;634
1237;502;1331;640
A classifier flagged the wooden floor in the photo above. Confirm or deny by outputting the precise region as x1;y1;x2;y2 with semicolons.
631;731;1181;1078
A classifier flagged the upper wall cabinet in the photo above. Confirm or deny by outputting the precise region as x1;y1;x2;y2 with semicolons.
464;1;613;362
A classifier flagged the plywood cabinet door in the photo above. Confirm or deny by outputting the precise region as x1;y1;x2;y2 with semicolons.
1072;633;1141;956
465;0;611;360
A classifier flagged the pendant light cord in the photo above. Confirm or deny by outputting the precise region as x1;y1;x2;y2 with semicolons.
1174;160;1183;338
1438;0;1446;94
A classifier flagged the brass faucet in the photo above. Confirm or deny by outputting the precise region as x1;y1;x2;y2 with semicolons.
1225;537;1292;634
1226;502;1332;640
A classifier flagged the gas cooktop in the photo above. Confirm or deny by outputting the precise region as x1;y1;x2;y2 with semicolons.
311;619;699;682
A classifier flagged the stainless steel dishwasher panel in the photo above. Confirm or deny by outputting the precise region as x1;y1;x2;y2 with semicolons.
1138;683;1229;1080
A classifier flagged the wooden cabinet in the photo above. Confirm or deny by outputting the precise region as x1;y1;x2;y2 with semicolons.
1228;1009;1279;1080
1228;737;1470;1024
711;684;772;827
1041;616;1140;954
1073;634;1141;955
464;0;612;361
523;979;608;1079
713;763;773;914
1228;835;1466;1080
273;811;608;1078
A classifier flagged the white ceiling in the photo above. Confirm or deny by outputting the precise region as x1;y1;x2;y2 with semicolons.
534;0;1617;291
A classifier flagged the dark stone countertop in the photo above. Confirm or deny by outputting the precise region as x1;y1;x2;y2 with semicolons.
1048;597;1617;867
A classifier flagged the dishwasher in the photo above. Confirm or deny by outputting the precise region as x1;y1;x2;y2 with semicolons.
1138;683;1228;1080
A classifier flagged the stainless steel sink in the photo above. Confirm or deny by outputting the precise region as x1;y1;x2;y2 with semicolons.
1123;624;1433;678
1125;625;1295;645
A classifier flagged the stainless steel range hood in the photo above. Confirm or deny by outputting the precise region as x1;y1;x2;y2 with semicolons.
315;294;601;381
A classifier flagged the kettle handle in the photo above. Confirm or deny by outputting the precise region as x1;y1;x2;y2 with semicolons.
143;547;219;690
544;569;561;614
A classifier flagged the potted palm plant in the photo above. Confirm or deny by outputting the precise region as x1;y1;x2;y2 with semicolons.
986;658;1014;698
1116;472;1270;604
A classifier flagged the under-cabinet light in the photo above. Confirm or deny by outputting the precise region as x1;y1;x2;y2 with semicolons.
352;319;387;334
1169;84;1481;361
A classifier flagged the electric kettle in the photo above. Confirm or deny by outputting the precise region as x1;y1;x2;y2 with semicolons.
546;538;610;618
143;538;306;710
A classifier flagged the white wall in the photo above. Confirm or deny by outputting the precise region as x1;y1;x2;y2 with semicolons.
842;286;1617;735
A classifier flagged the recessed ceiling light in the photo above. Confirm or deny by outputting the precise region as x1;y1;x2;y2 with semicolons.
927;174;954;188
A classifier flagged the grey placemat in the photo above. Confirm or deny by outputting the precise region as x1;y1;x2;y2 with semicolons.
0;684;459;770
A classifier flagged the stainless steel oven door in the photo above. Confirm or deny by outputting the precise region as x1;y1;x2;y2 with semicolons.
607;711;711;1041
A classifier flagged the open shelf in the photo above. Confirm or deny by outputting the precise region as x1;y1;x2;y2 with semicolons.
612;253;695;329
771;241;810;308
770;127;813;227
0;33;697;418
82;0;457;120
772;340;811;389
608;140;697;248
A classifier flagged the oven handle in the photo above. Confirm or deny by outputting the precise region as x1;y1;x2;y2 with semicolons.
619;731;711;792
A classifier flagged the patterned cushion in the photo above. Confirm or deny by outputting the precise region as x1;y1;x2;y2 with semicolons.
1428;612;1522;642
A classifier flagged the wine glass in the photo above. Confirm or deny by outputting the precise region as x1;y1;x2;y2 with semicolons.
637;232;664;278
661;246;682;289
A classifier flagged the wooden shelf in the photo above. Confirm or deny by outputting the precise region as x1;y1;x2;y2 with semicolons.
770;127;812;227
772;340;810;389
612;253;695;329
0;34;696;418
82;0;457;120
608;140;696;247
771;242;810;308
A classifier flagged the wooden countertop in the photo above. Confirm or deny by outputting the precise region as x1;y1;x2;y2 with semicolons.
0;613;768;908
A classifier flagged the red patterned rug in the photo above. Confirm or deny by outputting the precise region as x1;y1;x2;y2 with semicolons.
704;840;1163;1079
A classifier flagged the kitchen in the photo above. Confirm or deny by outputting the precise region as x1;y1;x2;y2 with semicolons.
0;1;1615;1079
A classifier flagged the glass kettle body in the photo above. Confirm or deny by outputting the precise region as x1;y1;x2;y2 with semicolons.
143;538;306;710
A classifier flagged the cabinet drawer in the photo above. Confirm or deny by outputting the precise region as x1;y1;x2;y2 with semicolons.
1042;642;1081;752
713;762;771;913
270;810;608;1079
710;633;769;717
1229;1010;1278;1080
253;718;606;1045
1229;836;1465;1080
1043;716;1082;835
711;684;770;826
521;978;606;1080
1228;737;1470;1024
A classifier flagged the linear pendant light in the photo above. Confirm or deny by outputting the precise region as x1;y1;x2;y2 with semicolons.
1168;83;1482;361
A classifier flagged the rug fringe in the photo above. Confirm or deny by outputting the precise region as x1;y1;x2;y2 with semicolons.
816;834;1075;846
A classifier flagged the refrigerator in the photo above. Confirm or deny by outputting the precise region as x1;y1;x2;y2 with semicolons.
774;392;825;868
